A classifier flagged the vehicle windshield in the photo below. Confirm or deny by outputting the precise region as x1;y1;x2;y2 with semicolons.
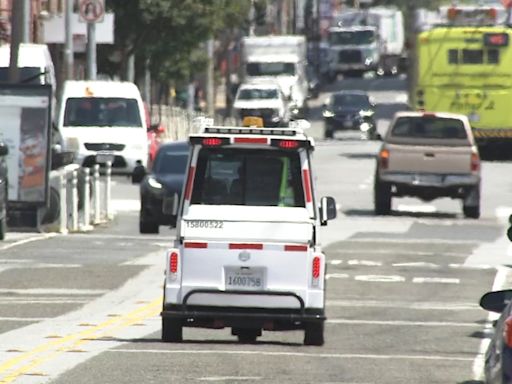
191;148;305;207
63;97;142;127
153;150;188;174
237;88;279;100
329;30;375;45
391;116;468;139
331;93;371;109
246;62;296;77
0;67;45;84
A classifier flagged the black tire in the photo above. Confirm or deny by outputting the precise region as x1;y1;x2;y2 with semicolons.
324;125;334;139
162;318;183;342
236;329;259;344
374;177;392;215
139;219;159;234
304;322;324;346
463;204;480;219
0;216;6;241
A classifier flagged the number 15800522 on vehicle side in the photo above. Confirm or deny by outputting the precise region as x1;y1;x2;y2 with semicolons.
160;119;337;346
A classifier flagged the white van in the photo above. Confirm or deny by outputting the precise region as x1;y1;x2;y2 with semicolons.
160;118;337;345
58;80;149;174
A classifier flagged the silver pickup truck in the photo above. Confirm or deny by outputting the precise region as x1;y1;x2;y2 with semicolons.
374;111;481;218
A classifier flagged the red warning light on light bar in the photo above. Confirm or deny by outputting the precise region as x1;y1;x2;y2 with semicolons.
484;33;509;47
278;140;300;149
202;138;224;146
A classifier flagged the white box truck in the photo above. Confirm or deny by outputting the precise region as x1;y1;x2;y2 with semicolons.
328;6;405;77
241;35;309;119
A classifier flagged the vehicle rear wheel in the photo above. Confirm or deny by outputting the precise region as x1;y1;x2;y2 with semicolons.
324;125;334;139
374;177;392;215
463;204;480;219
162;318;183;342
236;328;260;344
304;322;324;346
139;219;159;234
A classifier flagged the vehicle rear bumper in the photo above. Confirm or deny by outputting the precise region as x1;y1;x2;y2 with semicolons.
162;289;325;329
379;172;479;188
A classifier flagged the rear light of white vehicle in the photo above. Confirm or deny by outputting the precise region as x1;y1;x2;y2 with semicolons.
471;151;480;172
379;149;390;170
504;316;512;348
167;250;179;280
312;256;321;287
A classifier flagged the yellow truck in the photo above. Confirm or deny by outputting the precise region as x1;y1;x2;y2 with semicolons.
413;24;512;149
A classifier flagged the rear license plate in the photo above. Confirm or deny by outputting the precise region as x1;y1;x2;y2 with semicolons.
225;267;265;291
96;151;115;164
414;175;442;185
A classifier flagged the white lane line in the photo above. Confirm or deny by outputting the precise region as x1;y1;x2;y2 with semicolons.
354;275;405;283
327;319;478;327
0;233;57;251
412;277;460;284
326;273;350;280
329;260;343;265
110;348;474;362
0;288;108;295
326;299;479;310
396;204;437;213
345;238;478;245
335;249;467;257
472;266;507;381
0;317;51;322
347;260;382;266
198;377;263;382
392;262;439;268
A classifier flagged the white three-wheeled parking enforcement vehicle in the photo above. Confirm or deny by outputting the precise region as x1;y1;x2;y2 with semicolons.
161;118;337;345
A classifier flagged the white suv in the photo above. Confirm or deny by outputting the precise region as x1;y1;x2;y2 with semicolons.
233;81;290;127
161;119;337;345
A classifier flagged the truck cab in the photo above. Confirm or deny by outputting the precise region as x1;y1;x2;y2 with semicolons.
161;118;337;345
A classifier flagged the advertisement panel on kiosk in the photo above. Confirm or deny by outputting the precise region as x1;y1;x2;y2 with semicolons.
0;85;51;210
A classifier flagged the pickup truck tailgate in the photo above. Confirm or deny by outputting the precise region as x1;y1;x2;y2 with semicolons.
386;143;473;174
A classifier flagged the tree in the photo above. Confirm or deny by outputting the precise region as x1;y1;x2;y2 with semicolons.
99;0;251;101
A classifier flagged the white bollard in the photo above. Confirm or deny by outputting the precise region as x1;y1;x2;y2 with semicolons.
93;164;101;224
104;161;112;220
80;167;93;231
59;168;68;234
71;169;79;232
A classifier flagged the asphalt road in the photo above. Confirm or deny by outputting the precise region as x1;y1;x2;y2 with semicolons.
0;74;511;383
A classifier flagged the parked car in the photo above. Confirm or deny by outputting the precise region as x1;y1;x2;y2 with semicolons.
374;111;481;218
132;141;189;234
479;288;512;384
322;90;376;139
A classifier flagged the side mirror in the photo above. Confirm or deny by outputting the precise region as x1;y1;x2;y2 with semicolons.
131;164;146;184
0;142;8;157
480;289;512;313
162;192;179;216
320;196;337;226
51;151;75;170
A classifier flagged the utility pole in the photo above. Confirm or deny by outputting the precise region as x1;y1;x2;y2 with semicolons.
8;0;23;83
22;0;30;43
64;0;74;81
206;38;215;117
86;22;97;80
406;2;418;110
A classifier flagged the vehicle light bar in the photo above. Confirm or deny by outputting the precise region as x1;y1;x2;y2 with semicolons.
233;137;269;145
271;139;311;150
203;126;298;136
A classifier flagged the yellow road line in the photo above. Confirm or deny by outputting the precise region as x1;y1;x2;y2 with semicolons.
0;297;162;383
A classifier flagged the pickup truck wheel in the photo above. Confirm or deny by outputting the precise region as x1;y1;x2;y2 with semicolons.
162;318;183;342
304;322;324;346
139;218;159;234
374;179;392;215
324;126;334;139
463;204;480;219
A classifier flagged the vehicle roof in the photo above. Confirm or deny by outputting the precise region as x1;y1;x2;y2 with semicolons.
62;80;142;98
238;81;281;90
0;43;52;67
158;140;189;152
393;111;469;120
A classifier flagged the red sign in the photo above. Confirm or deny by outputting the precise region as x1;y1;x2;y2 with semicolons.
502;0;512;9
79;0;105;23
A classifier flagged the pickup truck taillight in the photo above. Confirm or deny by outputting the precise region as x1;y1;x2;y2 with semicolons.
471;151;480;172
379;149;390;170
